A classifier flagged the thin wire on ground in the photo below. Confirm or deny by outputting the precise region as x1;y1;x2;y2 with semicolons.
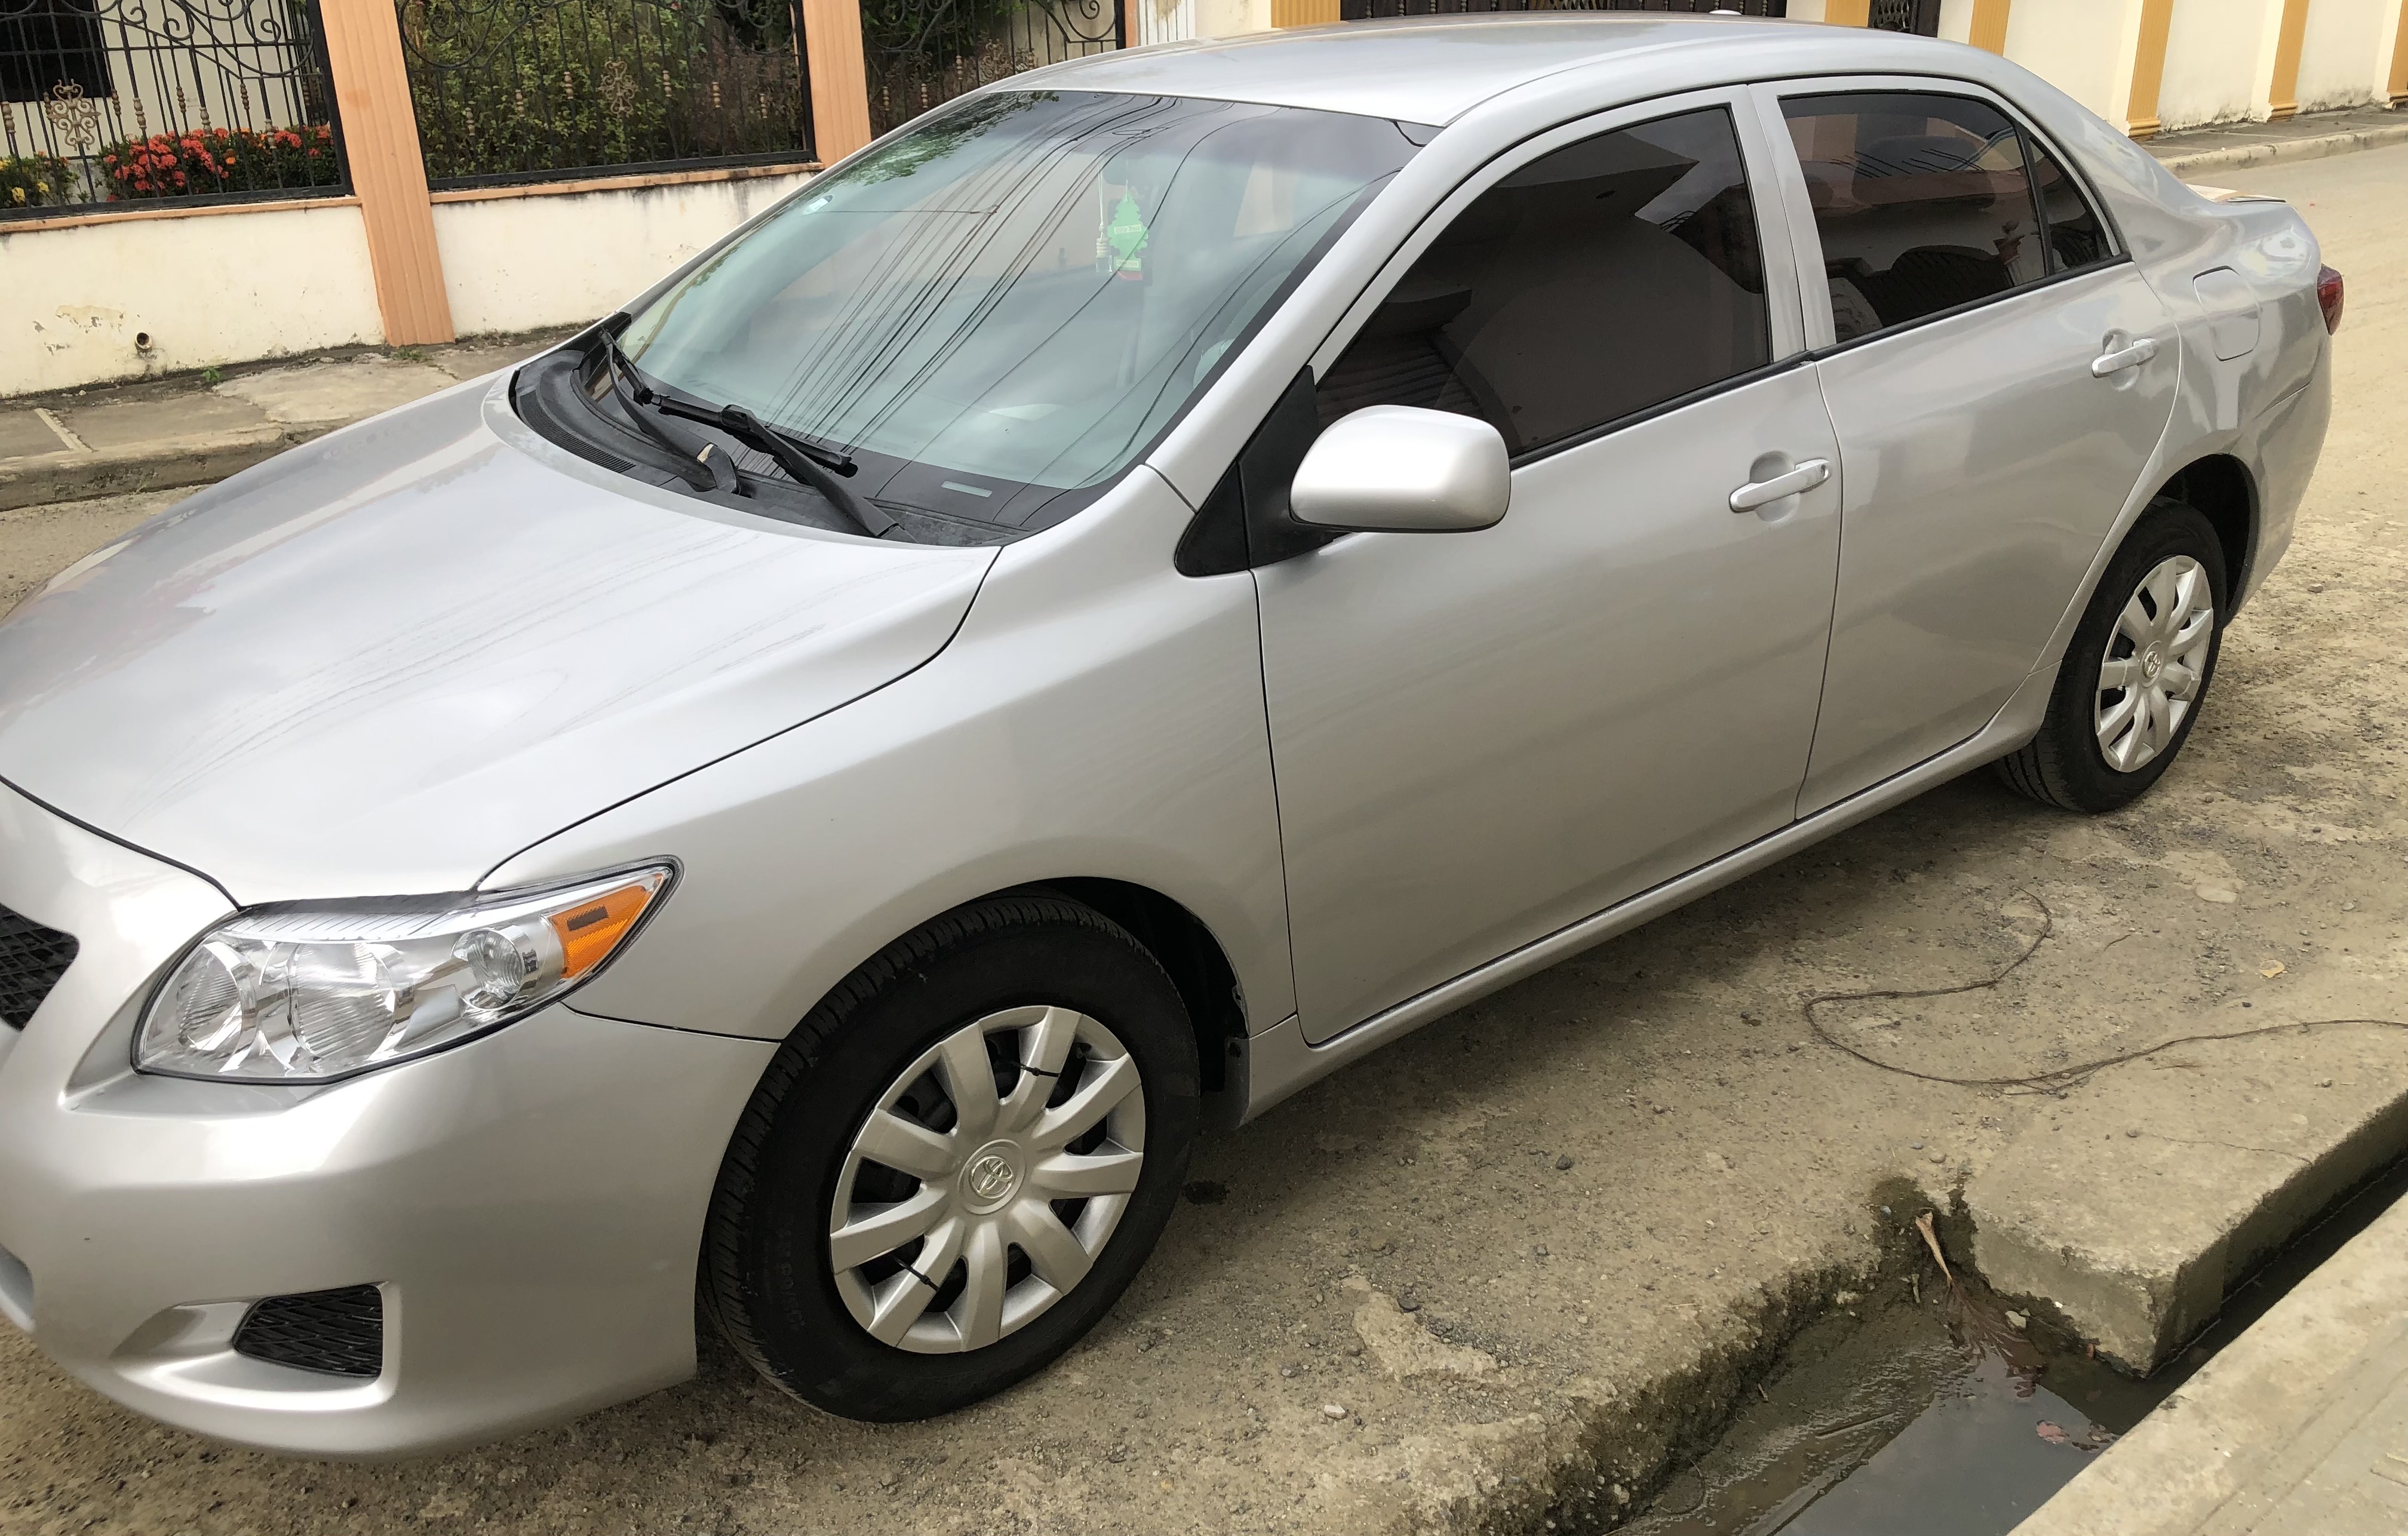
1801;890;2406;1095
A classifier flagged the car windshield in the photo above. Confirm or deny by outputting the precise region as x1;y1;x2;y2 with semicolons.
616;91;1420;530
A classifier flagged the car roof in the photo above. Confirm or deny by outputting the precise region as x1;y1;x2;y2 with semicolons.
1010;14;1967;127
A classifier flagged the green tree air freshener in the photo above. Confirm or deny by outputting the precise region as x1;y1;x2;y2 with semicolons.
1101;190;1148;280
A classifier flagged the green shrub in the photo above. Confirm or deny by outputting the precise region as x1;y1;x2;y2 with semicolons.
401;0;807;181
1;153;72;210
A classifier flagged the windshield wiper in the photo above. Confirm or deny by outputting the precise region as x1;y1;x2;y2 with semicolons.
694;403;896;539
595;327;741;496
594;317;893;538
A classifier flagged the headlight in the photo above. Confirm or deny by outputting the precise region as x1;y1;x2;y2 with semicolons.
137;865;673;1083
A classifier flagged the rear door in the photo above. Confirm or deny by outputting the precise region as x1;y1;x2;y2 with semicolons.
1758;81;2180;812
1254;91;1844;1042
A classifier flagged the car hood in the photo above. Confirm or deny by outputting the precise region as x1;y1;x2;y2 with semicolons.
0;377;996;903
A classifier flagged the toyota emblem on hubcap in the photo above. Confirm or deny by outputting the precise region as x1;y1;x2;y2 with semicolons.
962;1147;1021;1210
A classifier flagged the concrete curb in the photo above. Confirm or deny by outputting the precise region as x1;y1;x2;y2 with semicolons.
0;426;293;512
2011;1188;2408;1535
2153;121;2408;178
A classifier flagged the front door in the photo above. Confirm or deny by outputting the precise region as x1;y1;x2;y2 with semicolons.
1255;97;1844;1042
1770;84;2182;811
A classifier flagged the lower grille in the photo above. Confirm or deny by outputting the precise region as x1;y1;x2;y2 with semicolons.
0;903;77;1030
232;1285;385;1378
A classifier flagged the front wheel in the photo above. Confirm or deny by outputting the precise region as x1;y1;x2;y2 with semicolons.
1995;499;2228;813
702;894;1199;1421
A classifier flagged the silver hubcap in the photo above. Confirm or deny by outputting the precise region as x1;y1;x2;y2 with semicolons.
2095;554;2215;773
829;1005;1145;1354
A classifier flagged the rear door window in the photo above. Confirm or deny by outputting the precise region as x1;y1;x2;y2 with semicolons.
1316;106;1772;456
2026;134;2112;273
1779;91;2054;342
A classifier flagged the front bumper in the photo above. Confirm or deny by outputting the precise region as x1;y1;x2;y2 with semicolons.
0;780;775;1456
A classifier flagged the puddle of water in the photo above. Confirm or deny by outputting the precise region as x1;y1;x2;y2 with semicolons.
1624;1158;2408;1535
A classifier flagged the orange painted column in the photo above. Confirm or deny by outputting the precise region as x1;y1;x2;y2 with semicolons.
318;0;454;345
1967;0;2011;53
802;0;875;162
2264;0;2314;119
1273;0;1343;24
2123;0;2177;139
2392;0;2408;106
1823;0;1873;25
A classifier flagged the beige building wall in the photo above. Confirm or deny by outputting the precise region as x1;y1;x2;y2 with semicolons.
2295;0;2398;108
0;201;383;396
429;170;815;339
2157;0;2280;130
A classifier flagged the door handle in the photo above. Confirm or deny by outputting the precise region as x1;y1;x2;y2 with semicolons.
2090;336;2160;376
1728;457;1830;513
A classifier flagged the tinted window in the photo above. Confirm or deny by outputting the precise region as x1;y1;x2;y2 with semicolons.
2028;136;2111;273
1317;107;1770;456
1781;92;2048;342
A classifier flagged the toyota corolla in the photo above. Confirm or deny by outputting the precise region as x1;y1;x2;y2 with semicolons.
0;14;2333;1454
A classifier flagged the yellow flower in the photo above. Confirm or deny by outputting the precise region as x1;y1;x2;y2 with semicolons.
9;187;24;205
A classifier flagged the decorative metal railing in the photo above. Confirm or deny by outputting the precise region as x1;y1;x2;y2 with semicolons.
1868;0;1939;33
1;0;343;217
864;0;1122;138
397;0;814;186
1338;0;1785;19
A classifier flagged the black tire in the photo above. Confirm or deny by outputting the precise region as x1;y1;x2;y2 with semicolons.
702;893;1199;1421
1994;498;2229;814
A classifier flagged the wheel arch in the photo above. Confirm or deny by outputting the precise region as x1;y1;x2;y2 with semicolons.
2154;454;2256;612
1020;878;1246;1101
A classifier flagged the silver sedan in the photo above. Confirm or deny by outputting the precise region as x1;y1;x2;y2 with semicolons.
0;14;2335;1454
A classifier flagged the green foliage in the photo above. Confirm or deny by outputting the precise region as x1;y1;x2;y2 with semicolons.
1;153;72;211
401;0;808;182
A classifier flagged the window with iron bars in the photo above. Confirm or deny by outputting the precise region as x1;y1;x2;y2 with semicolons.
1;0;345;218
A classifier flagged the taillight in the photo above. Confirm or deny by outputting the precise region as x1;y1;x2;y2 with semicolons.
2317;265;2344;334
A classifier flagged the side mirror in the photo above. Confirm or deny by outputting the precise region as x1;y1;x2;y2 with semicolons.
1288;405;1510;534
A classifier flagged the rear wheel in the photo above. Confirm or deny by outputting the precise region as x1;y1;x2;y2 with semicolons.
1995;499;2227;813
702;894;1199;1421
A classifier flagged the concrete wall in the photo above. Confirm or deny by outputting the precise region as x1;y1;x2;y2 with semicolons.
429;170;816;338
1;168;815;397
2295;0;2396;109
2159;0;2278;130
2002;0;2137;123
0;200;383;397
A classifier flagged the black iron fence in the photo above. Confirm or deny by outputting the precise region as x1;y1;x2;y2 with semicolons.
1869;0;1939;33
398;0;815;186
1340;0;1786;18
1;0;344;217
864;0;1120;137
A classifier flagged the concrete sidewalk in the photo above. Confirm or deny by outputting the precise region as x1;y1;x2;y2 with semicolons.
0;333;570;510
2013;1187;2408;1536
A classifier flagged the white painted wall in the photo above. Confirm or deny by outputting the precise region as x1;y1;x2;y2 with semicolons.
1193;0;1270;38
2295;0;2394;111
2002;0;2136;123
1132;0;1199;46
2157;0;2275;130
429;170;816;339
0;201;382;397
1937;0;1976;45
